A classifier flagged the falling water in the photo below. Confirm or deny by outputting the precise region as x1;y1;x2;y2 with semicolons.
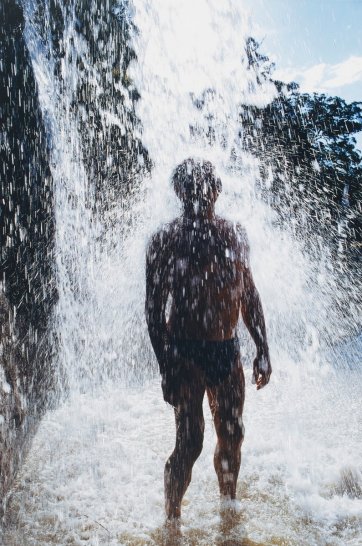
2;0;361;545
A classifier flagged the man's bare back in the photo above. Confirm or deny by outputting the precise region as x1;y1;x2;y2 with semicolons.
164;216;245;340
146;159;271;519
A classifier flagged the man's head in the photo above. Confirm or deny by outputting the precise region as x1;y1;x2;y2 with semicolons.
172;158;222;214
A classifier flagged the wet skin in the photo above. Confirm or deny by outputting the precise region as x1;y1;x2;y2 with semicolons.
146;205;271;519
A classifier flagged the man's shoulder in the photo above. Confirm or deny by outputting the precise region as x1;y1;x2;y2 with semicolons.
215;217;249;244
147;220;179;254
235;222;249;246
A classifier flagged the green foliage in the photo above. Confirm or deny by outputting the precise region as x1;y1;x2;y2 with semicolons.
239;38;362;260
32;0;150;210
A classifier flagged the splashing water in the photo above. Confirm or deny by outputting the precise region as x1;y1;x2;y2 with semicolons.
2;0;361;545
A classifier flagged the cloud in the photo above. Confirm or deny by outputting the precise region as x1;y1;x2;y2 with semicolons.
273;56;362;94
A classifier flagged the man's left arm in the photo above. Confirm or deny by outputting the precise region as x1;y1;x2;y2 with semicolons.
241;266;272;389
237;225;272;390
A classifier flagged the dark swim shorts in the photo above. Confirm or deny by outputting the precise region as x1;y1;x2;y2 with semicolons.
161;337;240;404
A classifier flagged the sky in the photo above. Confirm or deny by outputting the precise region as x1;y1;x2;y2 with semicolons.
244;0;362;149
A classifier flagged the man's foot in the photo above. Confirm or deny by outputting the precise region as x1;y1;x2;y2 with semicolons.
162;517;182;546
219;497;245;540
220;496;242;514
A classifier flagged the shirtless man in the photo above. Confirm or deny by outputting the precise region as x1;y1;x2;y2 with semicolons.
145;158;271;519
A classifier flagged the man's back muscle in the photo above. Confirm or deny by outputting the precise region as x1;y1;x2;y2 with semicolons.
159;217;248;341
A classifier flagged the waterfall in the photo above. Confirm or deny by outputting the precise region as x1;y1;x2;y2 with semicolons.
22;0;151;393
2;0;361;544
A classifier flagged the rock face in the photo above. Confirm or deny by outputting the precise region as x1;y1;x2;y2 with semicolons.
0;0;56;505
0;0;150;506
0;0;151;507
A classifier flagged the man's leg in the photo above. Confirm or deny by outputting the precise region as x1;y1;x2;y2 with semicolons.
164;373;205;519
207;357;245;499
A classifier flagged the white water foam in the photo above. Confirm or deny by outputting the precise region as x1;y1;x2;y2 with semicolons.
3;369;361;545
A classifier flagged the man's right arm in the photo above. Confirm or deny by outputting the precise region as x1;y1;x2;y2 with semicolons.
145;230;171;374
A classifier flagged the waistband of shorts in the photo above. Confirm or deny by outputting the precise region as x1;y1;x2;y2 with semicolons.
169;337;239;348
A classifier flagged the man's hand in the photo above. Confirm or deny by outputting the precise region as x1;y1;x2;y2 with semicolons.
252;353;272;390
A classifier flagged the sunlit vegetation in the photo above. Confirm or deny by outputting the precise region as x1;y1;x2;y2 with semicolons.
240;37;362;263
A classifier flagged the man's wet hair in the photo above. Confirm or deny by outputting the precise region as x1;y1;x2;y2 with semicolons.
172;158;222;204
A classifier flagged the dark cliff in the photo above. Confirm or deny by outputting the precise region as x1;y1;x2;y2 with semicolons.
0;0;56;505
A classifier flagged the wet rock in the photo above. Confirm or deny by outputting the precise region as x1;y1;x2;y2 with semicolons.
0;0;56;505
0;0;150;508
